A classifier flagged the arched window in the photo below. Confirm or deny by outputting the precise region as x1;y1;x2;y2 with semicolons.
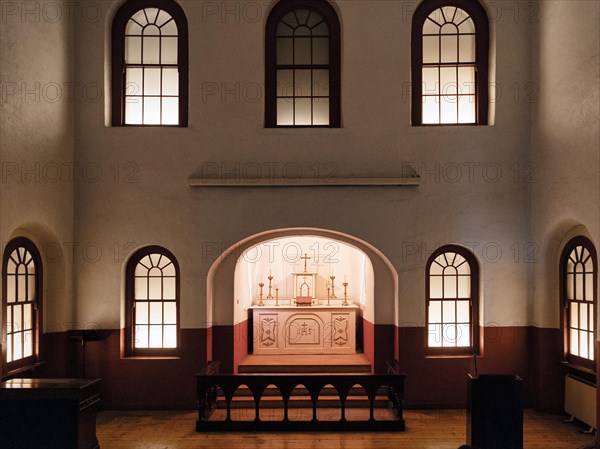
112;0;188;126
426;245;479;354
265;0;341;127
2;237;42;374
561;236;597;371
126;246;179;356
412;0;489;125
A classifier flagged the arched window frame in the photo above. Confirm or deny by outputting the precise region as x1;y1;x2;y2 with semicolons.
111;0;189;127
560;236;598;372
125;246;180;357
265;0;341;127
2;237;43;376
411;0;489;126
426;245;480;355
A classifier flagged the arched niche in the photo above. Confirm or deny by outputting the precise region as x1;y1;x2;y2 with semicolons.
206;228;399;373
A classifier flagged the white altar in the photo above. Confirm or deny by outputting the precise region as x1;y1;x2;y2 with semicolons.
251;305;358;355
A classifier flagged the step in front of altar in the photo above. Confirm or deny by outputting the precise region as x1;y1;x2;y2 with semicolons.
237;354;371;374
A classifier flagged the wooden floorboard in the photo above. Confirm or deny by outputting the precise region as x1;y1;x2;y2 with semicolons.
96;409;594;449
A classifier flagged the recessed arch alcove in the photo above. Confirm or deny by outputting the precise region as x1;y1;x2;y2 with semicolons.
206;228;399;373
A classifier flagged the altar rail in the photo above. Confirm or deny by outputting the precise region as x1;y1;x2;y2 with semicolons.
196;361;406;432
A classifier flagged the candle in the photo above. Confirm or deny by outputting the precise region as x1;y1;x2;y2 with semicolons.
344;275;347;283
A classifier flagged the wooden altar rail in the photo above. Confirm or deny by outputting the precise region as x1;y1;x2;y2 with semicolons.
196;361;406;432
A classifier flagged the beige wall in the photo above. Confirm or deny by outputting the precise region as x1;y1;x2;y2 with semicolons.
0;0;75;334
531;0;600;329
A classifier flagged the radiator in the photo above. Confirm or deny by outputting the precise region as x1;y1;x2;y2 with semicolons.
565;374;597;429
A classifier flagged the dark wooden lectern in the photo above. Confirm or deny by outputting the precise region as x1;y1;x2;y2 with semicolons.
467;374;523;449
0;378;101;449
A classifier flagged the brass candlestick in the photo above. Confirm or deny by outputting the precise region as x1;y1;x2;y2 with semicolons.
275;288;279;306
267;275;274;300
330;275;337;299
343;282;348;306
258;282;264;306
327;287;331;306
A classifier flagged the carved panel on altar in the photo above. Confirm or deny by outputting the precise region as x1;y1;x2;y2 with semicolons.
251;306;357;355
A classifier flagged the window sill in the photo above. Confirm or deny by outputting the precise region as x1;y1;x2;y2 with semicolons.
425;354;478;359
3;361;46;381
561;360;596;377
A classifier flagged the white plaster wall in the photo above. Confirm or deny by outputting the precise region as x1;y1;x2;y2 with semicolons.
72;0;533;329
0;0;75;333
531;0;600;329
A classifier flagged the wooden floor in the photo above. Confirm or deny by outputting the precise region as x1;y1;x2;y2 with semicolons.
96;409;594;449
238;353;371;373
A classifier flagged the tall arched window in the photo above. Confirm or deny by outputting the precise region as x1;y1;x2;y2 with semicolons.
2;237;42;374
412;0;489;125
561;236;597;371
112;0;188;126
126;246;179;356
426;245;480;355
265;0;341;127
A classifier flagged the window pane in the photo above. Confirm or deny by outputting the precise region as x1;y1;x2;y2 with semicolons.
456;323;470;347
443;301;456;322
23;304;32;330
580;331;589;359
442;324;457;347
440;35;457;63
570;328;579;356
277;70;293;97
13;332;22;360
162;98;179;125
144;68;161;95
423;67;439;95
443;275;457;298
150;302;163;324
161;19;177;35
294;37;311;64
428;323;442;347
458;17;475;33
590;333;595;361
313;70;329;97
163;325;177;348
277;98;294;125
312;99;329;126
430;276;443;298
458;67;475;95
459;35;475;62
440;67;457;95
566;273;574;299
163;277;176;300
570;302;579;328
125;97;143;125
162;68;179;96
457;300;470;322
148;276;162;299
294;98;312;125
125;36;141;64
458;95;476;123
164;302;177;324
136;302;149;325
423;16;439;34
126;68;143;96
295;70;311;97
23;331;33;358
429;300;442;323
313;37;329;64
440;95;458;124
144;97;161;125
136;325;149;348
149;325;163;348
457;275;471;298
580;304;588;331
143;36;160;64
7;335;12;362
17;275;26;301
14;304;22;331
7;275;16;302
423;36;439;63
423;95;439;124
575;273;584;300
277;38;293;65
135;277;148;299
162;37;178;65
585;273;594;301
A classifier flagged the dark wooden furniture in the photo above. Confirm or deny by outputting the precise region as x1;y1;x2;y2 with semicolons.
0;378;101;449
196;361;405;431
467;374;523;449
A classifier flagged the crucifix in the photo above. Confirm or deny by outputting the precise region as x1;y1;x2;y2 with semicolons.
301;253;311;272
